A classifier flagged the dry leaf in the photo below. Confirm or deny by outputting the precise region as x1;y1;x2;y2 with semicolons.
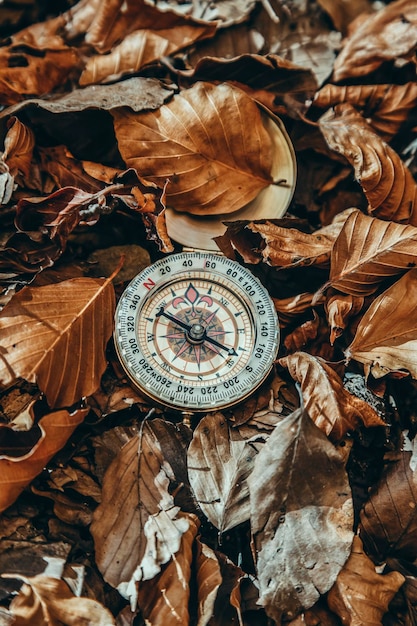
90;419;191;603
279;352;384;442
38;145;106;194
283;311;320;352
314;83;417;142
360;450;417;562
273;292;322;328
319;104;417;224
325;293;365;344
7;574;115;625
2;116;38;190
332;0;417;82
135;513;199;626
316;0;371;34
249;407;354;623
187;412;264;533
0;407;88;514
327;536;405;625
346;269;417;379
195;537;223;626
0;275;115;408
112;81;275;216
321;209;417;297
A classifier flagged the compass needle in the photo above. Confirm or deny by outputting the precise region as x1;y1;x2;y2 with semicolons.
114;252;279;412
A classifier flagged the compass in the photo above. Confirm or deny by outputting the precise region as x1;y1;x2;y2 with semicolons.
114;252;279;413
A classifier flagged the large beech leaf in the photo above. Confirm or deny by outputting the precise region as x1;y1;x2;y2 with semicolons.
322;209;417;297
327;536;405;626
90;419;190;601
0;276;115;408
187;412;264;533
346;269;417;379
248;408;354;624
314;82;417;142
332;0;417;82
0;407;88;513
279;352;384;442
360;450;417;562
7;574;115;625
112;81;275;216
319;104;417;224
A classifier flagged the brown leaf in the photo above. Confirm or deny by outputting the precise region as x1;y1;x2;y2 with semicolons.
314;83;417;142
325;293;365;344
0;407;88;513
283;311;320;352
0;275;115;408
136;513;200;626
279;352;385;442
360;450;417;562
332;0;417;82
322;209;417;297
195;537;223;626
316;0;371;34
319;104;417;224
249;407;354;623
187;412;264;533
2;117;39;190
90;419;191;600
273;292;323;328
346;269;417;379
38;146;106;194
7;574;115;625
327;536;405;625
112;81;276;216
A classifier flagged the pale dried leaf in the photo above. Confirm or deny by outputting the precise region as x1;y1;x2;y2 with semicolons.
346;269;417;379
327;536;405;626
187;413;263;533
360;449;417;562
326;293;365;344
279;352;384;441
319;104;417;224
195;538;223;626
333;0;417;82
0;407;88;513
322;209;417;297
90;419;190;601
0;276;115;408
8;574;115;625
112;81;275;216
249;408;354;623
314;83;417;142
136;513;199;626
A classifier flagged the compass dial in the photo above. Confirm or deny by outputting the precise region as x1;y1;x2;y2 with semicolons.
114;252;279;412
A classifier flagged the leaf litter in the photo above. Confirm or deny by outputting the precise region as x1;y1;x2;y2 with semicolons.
0;0;417;624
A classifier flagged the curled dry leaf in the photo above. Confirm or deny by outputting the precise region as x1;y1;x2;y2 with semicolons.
90;419;190;602
187;412;264;533
325;293;365;344
279;352;384;442
7;574;115;625
249;408;354;624
314;83;417;142
346;269;417;379
0;275;115;408
360;450;417;562
2;117;38;189
0;407;88;514
135;513;199;626
195;537;223;626
38;145;106;194
319;104;417;224
273;292;323;328
112;81;275;216
327;536;405;626
283;311;320;352
322;209;417;297
332;0;417;82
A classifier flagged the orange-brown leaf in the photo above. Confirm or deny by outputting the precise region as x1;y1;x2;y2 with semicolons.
326;293;365;344
283;311;320;352
314;83;417;142
316;0;372;34
327;536;405;626
0;407;88;513
273;292;323;328
2;116;38;189
0;276;115;408
332;0;417;82
112;81;274;216
323;209;417;297
319;104;417;224
279;352;384;441
346;269;417;379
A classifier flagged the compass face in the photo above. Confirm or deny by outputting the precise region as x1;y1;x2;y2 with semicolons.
114;252;279;412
